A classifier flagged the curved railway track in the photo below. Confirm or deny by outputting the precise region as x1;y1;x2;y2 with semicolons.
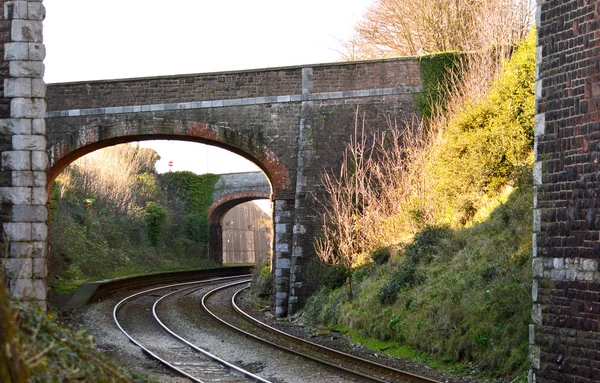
202;280;441;383
113;275;270;383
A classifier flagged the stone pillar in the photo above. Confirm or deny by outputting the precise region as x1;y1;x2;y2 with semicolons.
288;67;314;314
273;198;294;317
0;0;48;309
532;1;600;382
208;222;223;264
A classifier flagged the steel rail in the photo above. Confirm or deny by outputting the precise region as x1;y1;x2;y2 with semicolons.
202;280;402;383
232;286;441;383
152;281;272;383
113;275;260;383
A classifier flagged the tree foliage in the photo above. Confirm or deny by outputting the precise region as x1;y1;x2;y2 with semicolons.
342;0;535;59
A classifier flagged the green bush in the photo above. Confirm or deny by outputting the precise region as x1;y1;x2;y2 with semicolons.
13;299;154;382
427;31;535;225
371;246;391;265
322;264;352;290
145;202;167;247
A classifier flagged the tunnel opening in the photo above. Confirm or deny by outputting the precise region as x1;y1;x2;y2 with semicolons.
47;138;273;295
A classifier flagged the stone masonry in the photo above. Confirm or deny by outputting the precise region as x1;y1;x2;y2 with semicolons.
532;0;600;382
0;0;47;309
208;172;271;264
42;59;421;316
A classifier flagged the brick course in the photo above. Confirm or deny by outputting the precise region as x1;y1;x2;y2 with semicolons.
533;0;600;381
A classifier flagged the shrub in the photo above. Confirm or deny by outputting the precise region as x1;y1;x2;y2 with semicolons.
378;261;422;305
145;202;166;247
371;246;391;265
322;264;352;290
13;299;153;382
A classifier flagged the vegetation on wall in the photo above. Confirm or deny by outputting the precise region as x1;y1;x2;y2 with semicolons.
307;29;536;380
415;52;465;120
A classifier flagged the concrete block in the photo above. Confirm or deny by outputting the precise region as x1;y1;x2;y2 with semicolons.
0;187;31;205
31;187;47;205
11;98;46;118
292;246;303;257
33;258;48;279
32;118;45;134
553;257;565;270
12;278;33;298
275;306;285;317
31;223;47;241
12;134;45;150
31;241;45;258
33;171;45;186
528;325;535;345
534;113;545;137
533;161;542;186
33;279;46;301
27;2;45;20
532;258;544;277
11;19;43;43
2;258;32;279
293;224;306;234
1;151;31;171
275;223;286;233
582;259;597;271
12;171;33;186
5;78;31;97
276;292;288;299
533;209;541;232
532;304;542;325
276;257;291;269
276;243;289;253
5;1;28;20
0;118;32;135
12;204;47;222
28;43;45;61
10;242;32;258
532;279;538;302
4;42;28;60
31;151;47;171
529;345;541;370
9;60;44;78
4;222;32;241
32;79;45;97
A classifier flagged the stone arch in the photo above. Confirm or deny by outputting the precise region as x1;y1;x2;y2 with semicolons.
207;192;272;264
46;118;291;198
45;119;287;274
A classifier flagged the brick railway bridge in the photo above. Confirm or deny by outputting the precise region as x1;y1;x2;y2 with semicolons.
0;1;598;382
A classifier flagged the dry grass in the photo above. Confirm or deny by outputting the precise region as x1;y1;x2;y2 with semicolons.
59;144;159;214
316;113;434;267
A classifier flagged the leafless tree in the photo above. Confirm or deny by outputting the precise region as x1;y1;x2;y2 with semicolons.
341;0;535;60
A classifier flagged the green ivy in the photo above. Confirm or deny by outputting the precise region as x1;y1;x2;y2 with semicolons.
415;51;465;120
159;171;220;245
144;202;167;247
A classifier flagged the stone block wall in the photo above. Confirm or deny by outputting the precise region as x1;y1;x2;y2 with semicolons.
0;0;47;309
532;0;600;381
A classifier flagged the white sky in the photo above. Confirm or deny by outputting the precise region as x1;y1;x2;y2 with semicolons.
43;0;374;211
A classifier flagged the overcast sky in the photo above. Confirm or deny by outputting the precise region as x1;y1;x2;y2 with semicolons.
42;0;373;204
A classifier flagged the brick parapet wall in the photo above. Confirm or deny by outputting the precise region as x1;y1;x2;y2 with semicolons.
0;0;47;309
44;58;421;112
532;0;600;382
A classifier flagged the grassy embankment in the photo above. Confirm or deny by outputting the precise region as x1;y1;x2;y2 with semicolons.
303;31;536;381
